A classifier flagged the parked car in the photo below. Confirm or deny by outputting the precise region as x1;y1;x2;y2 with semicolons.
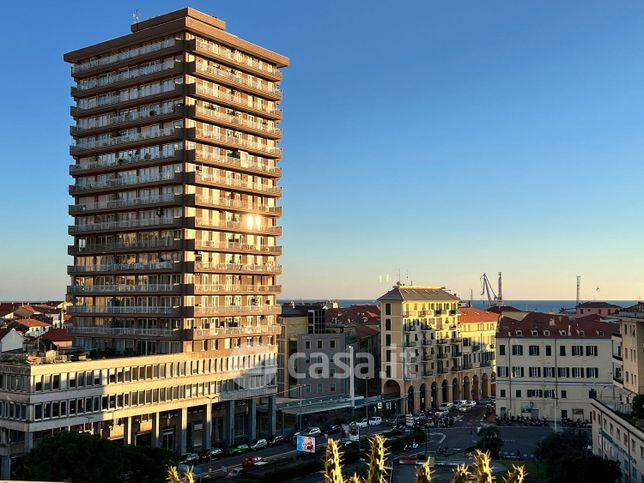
354;419;369;428
225;443;249;455
438;402;454;412
268;434;287;446
325;425;344;437
199;447;222;461
453;400;467;409
434;409;449;418
458;404;472;413
368;416;383;426
179;453;199;465
387;415;405;426
478;398;494;405
242;455;267;468
227;467;244;478
250;438;268;450
464;400;477;408
304;426;322;437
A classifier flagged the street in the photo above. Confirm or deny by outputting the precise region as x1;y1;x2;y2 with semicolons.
196;406;554;481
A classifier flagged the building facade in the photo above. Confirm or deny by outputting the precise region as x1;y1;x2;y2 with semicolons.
379;285;497;415
592;303;644;483
0;8;288;477
495;312;614;421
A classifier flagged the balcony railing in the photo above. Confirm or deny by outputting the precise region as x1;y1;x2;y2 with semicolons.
74;81;182;113
69;217;177;233
72;127;179;153
70;171;180;193
194;239;281;254
194;150;281;177
73;103;183;135
194;172;281;195
194;262;281;274
194;195;281;215
68;261;178;273
68;306;179;315
70;149;180;174
71;194;177;213
77;61;174;91
193;284;281;293
195;218;281;235
194;83;280;118
70;238;180;253
194;38;279;77
190;324;281;337
67;284;178;294
194;62;279;97
72;38;177;74
194;105;280;136
195;129;280;156
67;326;178;337
193;305;280;316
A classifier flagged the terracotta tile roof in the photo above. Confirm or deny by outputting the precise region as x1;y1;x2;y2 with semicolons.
39;329;72;342
577;301;622;309
459;307;499;324
0;303;20;318
31;304;61;315
352;324;380;338
487;305;521;314
497;312;615;339
325;305;380;325
377;285;459;302
13;318;51;328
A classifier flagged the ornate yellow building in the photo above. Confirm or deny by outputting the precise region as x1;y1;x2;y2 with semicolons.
378;285;497;414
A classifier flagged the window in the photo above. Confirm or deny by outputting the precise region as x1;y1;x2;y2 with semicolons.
305;341;310;349
546;345;552;356
572;367;585;378
561;390;567;399
559;345;566;356
558;367;570;378
498;367;509;377
586;367;599;378
386;334;392;346
330;382;336;392
572;345;583;356
528;389;543;397
516;390;522;397
528;345;540;356
500;389;506;397
511;367;524;378
544;367;555;377
386;350;391;363
499;344;506;356
317;340;323;349
385;319;391;331
511;345;523;356
586;345;598;356
529;367;541;377
330;340;336;349
316;383;323;393
385;303;391;316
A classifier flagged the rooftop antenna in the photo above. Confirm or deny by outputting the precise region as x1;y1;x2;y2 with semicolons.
576;275;581;307
132;10;140;24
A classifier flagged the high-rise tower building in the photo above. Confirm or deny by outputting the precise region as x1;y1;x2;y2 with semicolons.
0;10;287;475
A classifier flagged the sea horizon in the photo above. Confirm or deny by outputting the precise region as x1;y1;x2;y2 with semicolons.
277;298;640;313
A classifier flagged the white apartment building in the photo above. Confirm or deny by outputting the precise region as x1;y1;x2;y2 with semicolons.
495;311;615;421
592;302;644;483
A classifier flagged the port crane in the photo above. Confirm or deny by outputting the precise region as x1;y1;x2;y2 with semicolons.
481;272;503;307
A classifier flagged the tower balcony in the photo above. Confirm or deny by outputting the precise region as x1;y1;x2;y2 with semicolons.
68;260;183;275
190;261;282;275
190;60;282;101
67;284;183;295
193;128;281;159
188;170;281;197
191;194;281;217
69;193;182;215
191;104;281;139
189;238;282;256
188;83;281;121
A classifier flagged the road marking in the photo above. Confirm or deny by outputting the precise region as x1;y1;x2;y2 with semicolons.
429;432;446;444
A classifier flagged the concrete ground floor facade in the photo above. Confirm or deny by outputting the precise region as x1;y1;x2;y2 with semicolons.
381;368;497;415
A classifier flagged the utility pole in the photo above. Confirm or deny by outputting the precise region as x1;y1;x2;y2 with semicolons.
497;272;503;306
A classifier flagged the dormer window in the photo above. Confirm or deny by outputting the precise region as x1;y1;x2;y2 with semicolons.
531;330;538;336
516;330;523;336
544;330;550;336
559;330;566;336
578;330;585;336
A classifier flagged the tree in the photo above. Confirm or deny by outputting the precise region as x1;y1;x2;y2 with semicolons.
535;429;621;483
19;431;172;483
20;431;124;482
632;394;644;418
476;425;503;459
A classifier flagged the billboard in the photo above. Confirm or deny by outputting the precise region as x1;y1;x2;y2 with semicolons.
296;435;316;453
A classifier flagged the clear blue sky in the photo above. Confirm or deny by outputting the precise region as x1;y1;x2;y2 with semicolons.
1;0;643;301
